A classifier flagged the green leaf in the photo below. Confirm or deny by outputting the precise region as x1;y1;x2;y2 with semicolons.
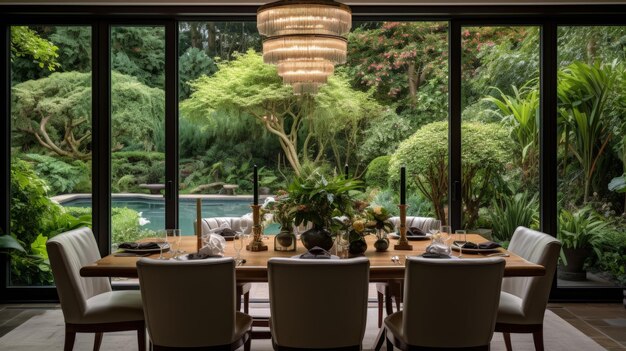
608;175;626;193
0;235;27;253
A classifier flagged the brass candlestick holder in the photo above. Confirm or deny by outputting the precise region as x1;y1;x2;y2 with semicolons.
246;204;268;251
394;204;413;250
196;198;202;251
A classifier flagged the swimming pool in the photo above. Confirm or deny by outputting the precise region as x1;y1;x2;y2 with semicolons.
60;197;279;235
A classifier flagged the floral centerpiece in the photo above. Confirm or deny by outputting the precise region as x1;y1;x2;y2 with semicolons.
335;205;394;254
263;191;298;250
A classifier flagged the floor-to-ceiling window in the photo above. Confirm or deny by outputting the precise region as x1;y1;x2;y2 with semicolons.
108;26;166;251
556;26;626;289
9;25;92;287
460;26;540;241
2;7;626;302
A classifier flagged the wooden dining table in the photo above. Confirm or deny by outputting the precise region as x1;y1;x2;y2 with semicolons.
80;234;545;280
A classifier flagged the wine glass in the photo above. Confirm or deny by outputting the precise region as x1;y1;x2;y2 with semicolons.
455;230;467;258
168;229;182;259
240;216;250;235
156;229;169;260
440;225;452;246
428;219;442;238
233;233;244;265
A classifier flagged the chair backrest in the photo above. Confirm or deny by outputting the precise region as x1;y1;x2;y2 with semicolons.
268;257;370;349
137;257;237;348
503;226;562;324
390;216;438;232
194;217;251;235
46;227;111;324
402;257;505;348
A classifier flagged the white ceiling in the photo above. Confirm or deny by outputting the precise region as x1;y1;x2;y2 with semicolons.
1;0;626;5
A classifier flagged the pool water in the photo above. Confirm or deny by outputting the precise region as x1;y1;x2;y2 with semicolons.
61;197;279;235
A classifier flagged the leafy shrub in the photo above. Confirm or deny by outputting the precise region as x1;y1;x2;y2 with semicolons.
357;112;412;166
179;47;217;99
592;229;626;285
488;192;539;242
111;151;165;192
21;154;89;195
389;121;511;227
558;207;607;250
365;156;391;189
9;160;91;286
112;207;155;245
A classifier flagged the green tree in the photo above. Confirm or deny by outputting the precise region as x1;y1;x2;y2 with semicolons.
111;27;165;88
389;121;511;228
181;50;384;176
346;22;449;126
11;71;165;159
179;47;217;99
10;26;60;72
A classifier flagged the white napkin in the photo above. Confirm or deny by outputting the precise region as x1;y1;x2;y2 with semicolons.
199;233;226;257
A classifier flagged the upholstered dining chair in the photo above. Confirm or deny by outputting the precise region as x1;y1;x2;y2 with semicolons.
194;216;252;314
137;257;252;351
46;227;146;351
495;226;561;351
268;257;370;350
382;256;505;351
376;216;438;327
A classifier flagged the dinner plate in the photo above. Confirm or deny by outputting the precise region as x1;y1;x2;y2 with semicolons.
450;242;501;254
388;233;432;241
121;243;169;254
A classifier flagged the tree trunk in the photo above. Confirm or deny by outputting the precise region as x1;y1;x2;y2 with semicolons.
407;62;417;106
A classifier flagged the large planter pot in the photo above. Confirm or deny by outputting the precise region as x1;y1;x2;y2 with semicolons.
558;247;590;281
300;227;334;251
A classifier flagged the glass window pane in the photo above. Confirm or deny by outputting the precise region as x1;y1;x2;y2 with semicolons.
10;25;92;286
461;26;540;241
110;26;165;250
557;26;626;288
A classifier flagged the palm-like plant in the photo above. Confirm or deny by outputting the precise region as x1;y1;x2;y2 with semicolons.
557;61;618;203
485;83;539;185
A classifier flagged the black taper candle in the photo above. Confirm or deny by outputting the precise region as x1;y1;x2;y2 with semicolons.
253;165;259;205
400;166;406;205
344;163;349;179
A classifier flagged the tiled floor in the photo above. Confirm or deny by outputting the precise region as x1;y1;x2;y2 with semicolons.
2;300;625;350
548;303;626;350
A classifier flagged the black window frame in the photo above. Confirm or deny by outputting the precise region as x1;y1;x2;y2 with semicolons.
1;5;625;302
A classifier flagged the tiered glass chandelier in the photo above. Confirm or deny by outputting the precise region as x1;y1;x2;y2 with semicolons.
257;0;352;95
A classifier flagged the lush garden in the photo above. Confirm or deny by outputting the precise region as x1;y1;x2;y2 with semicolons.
4;23;626;287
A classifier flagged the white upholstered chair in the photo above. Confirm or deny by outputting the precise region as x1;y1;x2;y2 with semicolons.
495;226;562;351
268;257;370;350
46;227;145;351
137;257;252;351
382;256;505;351
194;216;252;314
376;216;439;327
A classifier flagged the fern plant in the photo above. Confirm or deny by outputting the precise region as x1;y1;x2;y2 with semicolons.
488;192;539;242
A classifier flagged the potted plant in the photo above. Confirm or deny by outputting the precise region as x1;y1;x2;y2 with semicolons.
264;190;298;251
557;207;607;281
365;206;394;252
288;169;363;250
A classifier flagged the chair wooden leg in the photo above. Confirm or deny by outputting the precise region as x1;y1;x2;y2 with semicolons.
243;291;250;314
137;326;146;351
386;335;394;351
244;333;251;351
377;291;384;328
532;330;544;351
503;332;512;351
93;332;103;351
64;328;76;351
384;291;394;316
236;292;242;312
394;295;401;312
